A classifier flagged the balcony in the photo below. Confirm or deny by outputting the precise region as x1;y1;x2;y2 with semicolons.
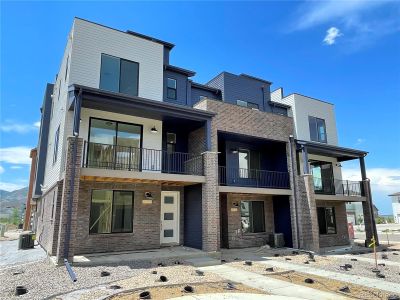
219;166;290;189
82;142;203;176
313;177;364;197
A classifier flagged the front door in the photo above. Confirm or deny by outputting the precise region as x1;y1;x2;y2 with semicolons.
160;191;180;244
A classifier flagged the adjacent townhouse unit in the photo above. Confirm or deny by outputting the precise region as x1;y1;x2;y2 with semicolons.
389;192;400;223
30;18;377;264
271;90;378;249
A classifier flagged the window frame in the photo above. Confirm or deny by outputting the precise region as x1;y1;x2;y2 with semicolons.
240;200;266;234
167;77;177;100
89;189;134;235
317;206;337;235
309;116;327;143
53;125;60;164
236;100;259;110
99;53;140;97
166;132;177;153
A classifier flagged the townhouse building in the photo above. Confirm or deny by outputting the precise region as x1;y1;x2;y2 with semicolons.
30;18;377;263
389;192;400;223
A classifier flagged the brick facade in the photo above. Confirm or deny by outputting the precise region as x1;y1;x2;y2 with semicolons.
222;193;274;248
316;200;350;248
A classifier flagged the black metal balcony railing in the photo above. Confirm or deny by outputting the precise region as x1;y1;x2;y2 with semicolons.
313;177;364;197
82;142;203;176
219;166;290;189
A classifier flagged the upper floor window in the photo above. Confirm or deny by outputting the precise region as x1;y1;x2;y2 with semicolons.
166;132;176;153
236;100;259;110
167;78;177;100
53;125;60;164
309;116;327;143
100;54;139;97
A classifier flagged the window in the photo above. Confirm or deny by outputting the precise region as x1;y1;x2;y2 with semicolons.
65;55;69;81
99;54;139;96
89;190;134;234
310;161;334;194
166;133;176;153
238;149;250;178
240;201;265;233
236;100;259;110
87;118;142;169
199;95;207;101
167;78;177;100
309;116;327;143
51;191;56;221
317;207;337;234
53;126;60;164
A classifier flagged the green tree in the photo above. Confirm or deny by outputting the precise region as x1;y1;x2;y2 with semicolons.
9;207;21;225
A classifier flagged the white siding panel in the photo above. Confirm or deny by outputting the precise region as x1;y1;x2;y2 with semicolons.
69;18;164;101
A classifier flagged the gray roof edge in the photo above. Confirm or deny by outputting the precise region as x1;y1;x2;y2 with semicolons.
165;65;196;77
295;139;368;156
388;192;400;196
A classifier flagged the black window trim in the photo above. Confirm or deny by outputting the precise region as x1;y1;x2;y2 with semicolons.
99;53;140;97
240;200;266;234
167;77;177;100
89;189;135;235
317;206;337;235
87;117;144;168
309;116;327;143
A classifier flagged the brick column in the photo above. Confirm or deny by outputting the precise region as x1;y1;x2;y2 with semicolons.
202;151;220;252
56;136;83;263
297;174;320;252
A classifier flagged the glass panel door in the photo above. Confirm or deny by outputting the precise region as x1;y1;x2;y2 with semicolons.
116;123;142;170
88;119;116;168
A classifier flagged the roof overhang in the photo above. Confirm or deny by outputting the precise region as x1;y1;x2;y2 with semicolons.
165;65;196;77
68;85;215;123
296;139;367;162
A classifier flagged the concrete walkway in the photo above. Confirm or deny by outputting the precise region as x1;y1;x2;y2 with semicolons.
0;239;46;269
169;294;306;300
259;259;400;294
332;254;400;267
199;265;348;300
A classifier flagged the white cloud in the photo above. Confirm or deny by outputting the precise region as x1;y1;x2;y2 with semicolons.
0;165;4;174
355;138;366;145
323;27;343;45
342;167;400;194
0;120;39;134
289;0;400;51
0;147;32;165
34;121;41;128
10;165;23;170
0;182;26;192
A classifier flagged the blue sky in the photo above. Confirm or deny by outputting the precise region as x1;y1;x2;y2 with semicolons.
1;1;399;214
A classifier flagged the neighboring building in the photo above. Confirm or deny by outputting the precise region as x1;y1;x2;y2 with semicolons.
23;148;37;231
29;18;377;263
272;89;378;248
389;192;400;223
346;202;364;225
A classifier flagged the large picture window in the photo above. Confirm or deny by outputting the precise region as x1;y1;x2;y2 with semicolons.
240;201;265;233
87;118;142;170
100;54;139;97
309;116;327;143
89;190;134;234
317;207;337;234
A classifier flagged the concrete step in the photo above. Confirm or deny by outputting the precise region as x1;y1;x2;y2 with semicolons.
185;257;221;267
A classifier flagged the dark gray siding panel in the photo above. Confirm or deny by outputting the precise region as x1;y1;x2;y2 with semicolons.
207;72;274;112
34;83;54;197
163;48;170;65
184;184;202;249
163;70;188;106
190;87;221;106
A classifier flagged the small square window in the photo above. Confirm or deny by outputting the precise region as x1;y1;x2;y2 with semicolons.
164;196;174;204
164;229;174;237
164;213;174;220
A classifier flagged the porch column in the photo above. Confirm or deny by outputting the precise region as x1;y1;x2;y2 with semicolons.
359;156;379;245
56;136;83;263
301;145;310;174
201;151;220;252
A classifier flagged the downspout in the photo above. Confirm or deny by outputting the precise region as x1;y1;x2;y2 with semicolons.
64;88;82;261
289;135;301;249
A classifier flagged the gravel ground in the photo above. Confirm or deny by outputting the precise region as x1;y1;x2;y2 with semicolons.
1;257;221;300
355;248;400;263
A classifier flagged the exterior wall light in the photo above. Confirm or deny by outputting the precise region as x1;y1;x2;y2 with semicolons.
150;126;158;133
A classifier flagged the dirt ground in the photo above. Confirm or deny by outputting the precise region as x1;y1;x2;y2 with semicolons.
110;281;266;300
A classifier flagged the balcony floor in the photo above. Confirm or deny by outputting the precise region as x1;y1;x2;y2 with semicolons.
80;167;205;186
218;185;292;195
315;194;366;202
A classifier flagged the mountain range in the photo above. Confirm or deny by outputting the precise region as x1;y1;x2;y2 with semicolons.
0;187;29;218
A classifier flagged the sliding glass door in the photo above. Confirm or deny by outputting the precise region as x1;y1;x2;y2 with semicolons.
87;118;142;170
311;161;334;194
